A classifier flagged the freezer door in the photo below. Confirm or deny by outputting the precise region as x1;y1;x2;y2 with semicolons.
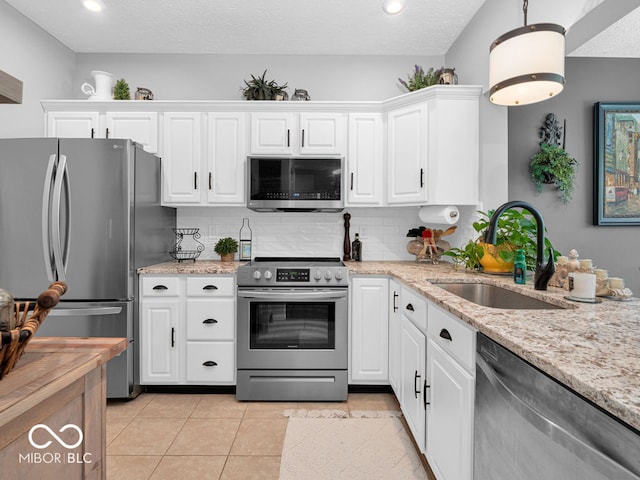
35;300;135;399
0;138;61;299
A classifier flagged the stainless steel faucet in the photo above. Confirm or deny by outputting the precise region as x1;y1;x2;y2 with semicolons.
482;200;555;290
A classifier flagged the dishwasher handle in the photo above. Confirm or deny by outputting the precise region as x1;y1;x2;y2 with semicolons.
477;352;640;480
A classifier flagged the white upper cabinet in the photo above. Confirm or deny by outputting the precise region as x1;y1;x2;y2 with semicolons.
346;113;384;205
250;112;346;155
161;112;202;205
45;110;158;153
385;86;480;206
386;103;428;204
206;112;246;205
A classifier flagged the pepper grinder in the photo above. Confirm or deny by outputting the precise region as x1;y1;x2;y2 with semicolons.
343;212;351;261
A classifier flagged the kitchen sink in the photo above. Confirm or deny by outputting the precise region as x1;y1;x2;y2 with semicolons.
433;282;566;310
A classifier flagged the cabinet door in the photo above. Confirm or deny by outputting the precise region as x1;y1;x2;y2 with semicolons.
206;112;246;204
250;112;294;154
105;111;158;153
46;111;99;138
299;113;345;155
388;279;401;394
347;113;384;205
140;299;179;384
426;339;474;480
162;112;202;204
350;277;389;383
387;103;428;204
400;315;426;451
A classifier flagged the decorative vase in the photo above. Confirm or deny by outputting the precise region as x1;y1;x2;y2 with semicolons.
81;71;116;100
478;242;514;273
220;253;235;262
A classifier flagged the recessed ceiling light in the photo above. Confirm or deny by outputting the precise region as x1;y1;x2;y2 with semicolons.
83;0;105;12
382;0;406;15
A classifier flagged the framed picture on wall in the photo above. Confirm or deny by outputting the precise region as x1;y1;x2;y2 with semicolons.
593;102;640;225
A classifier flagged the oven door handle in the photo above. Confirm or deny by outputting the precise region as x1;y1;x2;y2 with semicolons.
238;290;348;301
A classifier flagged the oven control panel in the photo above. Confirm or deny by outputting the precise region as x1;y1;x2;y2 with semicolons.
276;268;309;282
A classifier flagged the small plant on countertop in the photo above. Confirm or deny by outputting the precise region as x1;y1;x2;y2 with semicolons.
398;65;440;92
442;209;560;271
530;142;578;204
214;237;238;256
113;78;130;100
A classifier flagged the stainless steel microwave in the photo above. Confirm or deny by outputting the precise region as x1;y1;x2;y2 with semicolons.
246;156;344;212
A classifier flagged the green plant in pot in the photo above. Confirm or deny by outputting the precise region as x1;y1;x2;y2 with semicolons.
214;237;238;262
398;65;440;92
442;209;559;273
242;70;288;100
530;142;578;203
113;78;130;100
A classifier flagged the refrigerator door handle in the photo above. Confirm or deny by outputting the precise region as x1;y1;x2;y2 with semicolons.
51;154;70;281
48;306;123;316
41;154;57;282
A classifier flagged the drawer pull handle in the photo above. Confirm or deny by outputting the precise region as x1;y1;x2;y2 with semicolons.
393;291;398;312
414;370;421;398
152;285;168;290
406;303;415;312
424;380;430;408
171;327;175;347
203;285;218;291
439;328;452;341
202;318;218;324
202;361;218;367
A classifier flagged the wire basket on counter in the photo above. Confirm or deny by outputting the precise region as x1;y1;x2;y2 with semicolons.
170;228;205;262
0;282;67;379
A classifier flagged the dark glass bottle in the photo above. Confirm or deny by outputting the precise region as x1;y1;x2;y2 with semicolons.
352;233;362;262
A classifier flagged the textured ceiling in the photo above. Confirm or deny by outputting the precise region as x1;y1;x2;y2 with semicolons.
4;0;486;55
4;0;640;57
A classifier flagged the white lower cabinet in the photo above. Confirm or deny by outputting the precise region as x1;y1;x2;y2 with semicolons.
349;277;389;384
140;274;236;385
400;313;426;452
425;303;476;480
388;279;401;394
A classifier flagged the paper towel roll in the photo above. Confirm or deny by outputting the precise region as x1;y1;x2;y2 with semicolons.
418;206;460;225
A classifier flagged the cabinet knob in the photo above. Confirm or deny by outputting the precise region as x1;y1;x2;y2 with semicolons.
406;303;415;312
202;361;218;367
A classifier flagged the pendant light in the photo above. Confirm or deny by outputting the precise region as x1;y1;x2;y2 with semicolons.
489;0;565;106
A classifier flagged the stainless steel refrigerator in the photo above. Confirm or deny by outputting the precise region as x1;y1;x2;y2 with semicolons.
0;138;176;398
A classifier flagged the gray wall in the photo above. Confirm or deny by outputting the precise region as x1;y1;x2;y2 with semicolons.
74;54;442;102
0;1;74;137
508;57;640;294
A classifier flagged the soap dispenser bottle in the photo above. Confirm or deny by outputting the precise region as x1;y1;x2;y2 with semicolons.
513;249;526;284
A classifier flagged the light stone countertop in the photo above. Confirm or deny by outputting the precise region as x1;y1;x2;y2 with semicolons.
138;259;640;432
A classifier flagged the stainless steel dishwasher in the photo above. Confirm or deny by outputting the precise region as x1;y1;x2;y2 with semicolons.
474;332;640;480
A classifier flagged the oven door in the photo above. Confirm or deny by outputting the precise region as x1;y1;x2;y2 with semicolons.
237;288;348;370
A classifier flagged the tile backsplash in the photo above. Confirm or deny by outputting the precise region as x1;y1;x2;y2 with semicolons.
175;206;477;262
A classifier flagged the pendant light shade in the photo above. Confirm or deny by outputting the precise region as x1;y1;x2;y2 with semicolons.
489;4;566;106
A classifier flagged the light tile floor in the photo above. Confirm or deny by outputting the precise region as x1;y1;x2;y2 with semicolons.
106;392;408;480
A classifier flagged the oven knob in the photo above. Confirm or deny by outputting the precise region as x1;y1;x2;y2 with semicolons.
313;270;322;281
335;270;343;281
324;271;333;281
253;270;262;280
263;270;272;280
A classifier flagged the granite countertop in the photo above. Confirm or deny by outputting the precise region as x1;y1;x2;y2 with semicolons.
138;259;640;432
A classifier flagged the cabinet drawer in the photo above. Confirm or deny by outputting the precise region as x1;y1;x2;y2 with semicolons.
186;342;235;383
186;299;235;341
401;286;427;332
186;276;235;297
141;276;180;296
428;303;475;371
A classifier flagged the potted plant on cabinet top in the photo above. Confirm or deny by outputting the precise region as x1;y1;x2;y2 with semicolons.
442;209;559;274
398;65;440;92
242;70;288;100
530;142;578;204
214;237;238;262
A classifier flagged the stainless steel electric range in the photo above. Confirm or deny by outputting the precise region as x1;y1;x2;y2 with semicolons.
236;257;349;401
